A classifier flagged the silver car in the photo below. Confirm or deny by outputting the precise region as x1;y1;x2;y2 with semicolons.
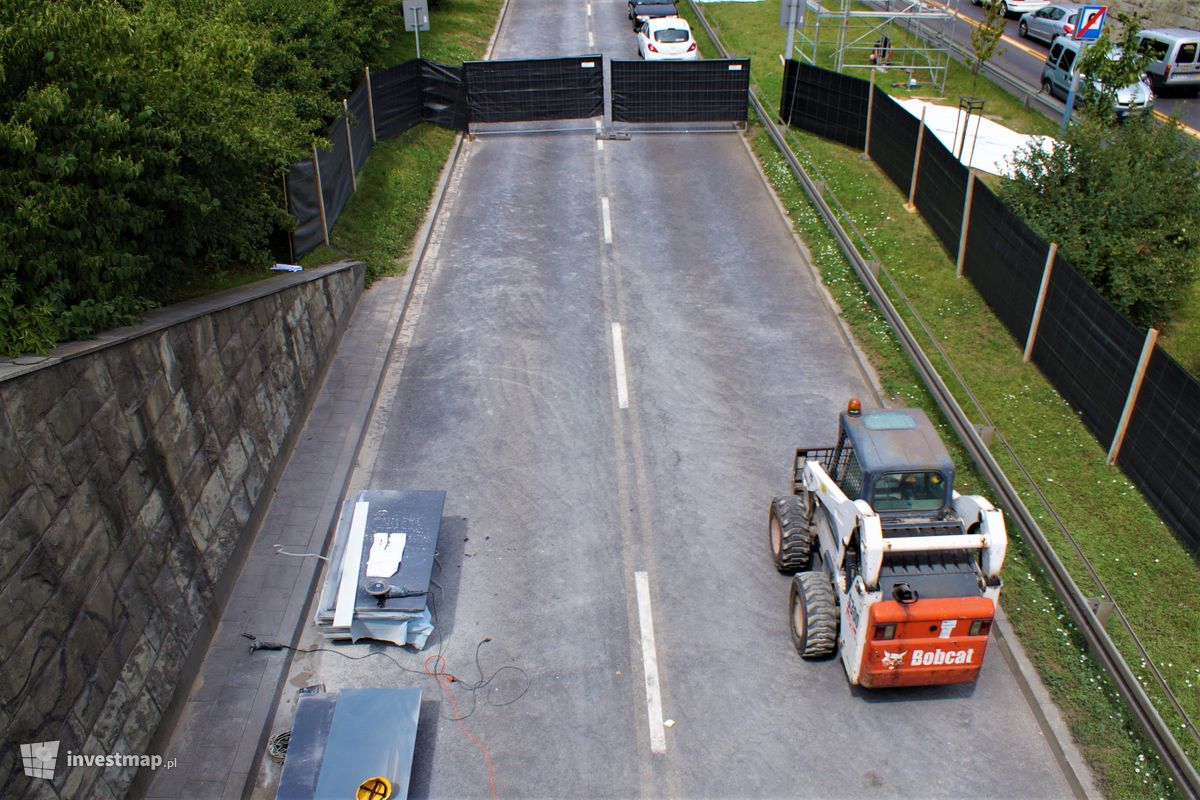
1041;37;1155;117
1019;3;1083;46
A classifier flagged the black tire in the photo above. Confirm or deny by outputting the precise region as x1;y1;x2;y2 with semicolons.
789;571;838;658
1018;20;1028;38
1041;78;1054;98
999;1;1010;16
768;495;814;574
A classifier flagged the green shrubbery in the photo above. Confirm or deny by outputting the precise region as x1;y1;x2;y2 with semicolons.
0;0;403;356
1002;14;1200;331
1002;114;1200;329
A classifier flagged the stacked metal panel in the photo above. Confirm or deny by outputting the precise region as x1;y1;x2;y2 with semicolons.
314;490;444;648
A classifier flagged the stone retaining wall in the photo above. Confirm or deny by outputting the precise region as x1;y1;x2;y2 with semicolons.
1116;0;1200;31
0;262;363;798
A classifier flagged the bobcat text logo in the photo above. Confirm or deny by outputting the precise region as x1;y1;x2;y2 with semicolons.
911;648;975;666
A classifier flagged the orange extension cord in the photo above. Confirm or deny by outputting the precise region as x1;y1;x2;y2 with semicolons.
424;653;500;800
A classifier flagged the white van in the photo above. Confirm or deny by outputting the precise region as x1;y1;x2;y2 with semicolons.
1134;28;1200;96
1042;37;1154;117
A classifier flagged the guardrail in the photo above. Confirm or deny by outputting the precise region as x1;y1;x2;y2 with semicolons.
685;3;1200;796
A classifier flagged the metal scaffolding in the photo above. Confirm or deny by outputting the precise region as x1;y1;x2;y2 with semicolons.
789;0;956;92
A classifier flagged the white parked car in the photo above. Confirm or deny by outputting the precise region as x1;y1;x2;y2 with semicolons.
971;0;1050;18
637;17;699;61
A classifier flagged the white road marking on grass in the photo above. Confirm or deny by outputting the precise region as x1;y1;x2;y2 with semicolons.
611;323;629;409
601;196;612;244
635;571;667;754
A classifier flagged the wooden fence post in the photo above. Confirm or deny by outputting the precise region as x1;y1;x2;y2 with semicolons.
955;170;976;278
905;106;926;213
343;98;357;192
1107;328;1159;465
312;143;330;247
365;66;378;143
1023;242;1058;363
862;68;876;160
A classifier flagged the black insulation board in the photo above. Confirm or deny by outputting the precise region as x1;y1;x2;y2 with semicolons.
349;490;444;612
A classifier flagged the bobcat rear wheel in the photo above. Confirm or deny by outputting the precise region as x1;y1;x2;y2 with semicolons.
769;495;815;574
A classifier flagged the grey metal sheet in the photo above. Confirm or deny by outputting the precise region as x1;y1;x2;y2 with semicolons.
313;688;422;799
276;693;337;799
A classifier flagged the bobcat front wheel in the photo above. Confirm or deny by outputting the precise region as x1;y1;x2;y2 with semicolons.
789;571;837;658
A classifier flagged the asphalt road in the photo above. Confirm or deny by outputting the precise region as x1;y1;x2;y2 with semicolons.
262;0;1086;797
929;0;1200;131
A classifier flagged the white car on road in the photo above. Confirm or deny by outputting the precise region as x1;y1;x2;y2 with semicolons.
637;17;699;60
971;0;1050;19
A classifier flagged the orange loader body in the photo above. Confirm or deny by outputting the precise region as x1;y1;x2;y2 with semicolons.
859;597;996;688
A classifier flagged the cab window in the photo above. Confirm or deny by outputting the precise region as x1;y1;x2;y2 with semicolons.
872;471;946;512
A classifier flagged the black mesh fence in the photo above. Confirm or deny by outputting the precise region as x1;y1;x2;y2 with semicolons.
610;59;750;122
961;182;1046;344
869;90;920;195
779;60;868;149
1120;350;1200;551
285;118;353;258
286;160;323;257
912;133;967;255
348;82;375;170
321;118;354;246
464;55;603;123
372;60;423;140
289;59;468;257
1030;258;1144;443
422;61;468;131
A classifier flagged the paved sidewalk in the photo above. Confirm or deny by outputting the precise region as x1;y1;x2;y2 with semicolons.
146;271;413;799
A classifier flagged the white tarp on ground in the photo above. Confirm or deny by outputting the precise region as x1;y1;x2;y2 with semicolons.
895;97;1056;178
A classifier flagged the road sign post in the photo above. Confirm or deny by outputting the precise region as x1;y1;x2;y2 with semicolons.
403;0;430;59
1059;5;1107;131
780;0;804;60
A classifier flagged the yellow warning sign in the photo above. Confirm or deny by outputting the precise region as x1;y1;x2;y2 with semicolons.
355;776;392;800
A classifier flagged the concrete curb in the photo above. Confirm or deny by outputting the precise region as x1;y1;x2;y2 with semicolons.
994;609;1101;799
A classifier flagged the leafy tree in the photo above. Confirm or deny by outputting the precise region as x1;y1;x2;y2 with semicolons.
968;1;1007;95
0;0;399;355
0;0;167;353
1001;114;1200;328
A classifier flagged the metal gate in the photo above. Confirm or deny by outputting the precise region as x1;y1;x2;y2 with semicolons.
464;55;604;123
610;59;751;123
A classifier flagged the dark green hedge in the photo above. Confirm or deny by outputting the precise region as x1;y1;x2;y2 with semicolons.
0;0;404;355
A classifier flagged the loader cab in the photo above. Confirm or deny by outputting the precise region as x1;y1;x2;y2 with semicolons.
829;407;954;517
